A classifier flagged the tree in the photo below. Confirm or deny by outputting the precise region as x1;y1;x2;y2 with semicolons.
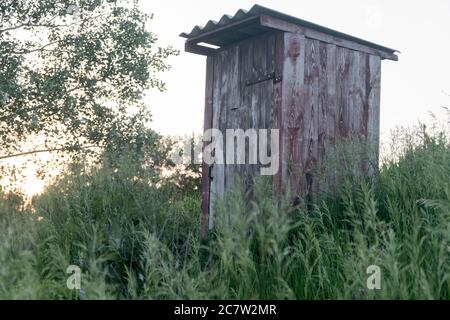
0;0;177;161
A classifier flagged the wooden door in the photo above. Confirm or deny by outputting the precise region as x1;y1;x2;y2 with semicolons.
208;32;280;229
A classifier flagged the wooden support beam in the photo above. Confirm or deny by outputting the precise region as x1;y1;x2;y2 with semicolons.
185;42;217;56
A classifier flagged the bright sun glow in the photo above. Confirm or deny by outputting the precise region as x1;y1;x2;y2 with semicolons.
0;137;60;198
0;162;46;198
23;166;45;197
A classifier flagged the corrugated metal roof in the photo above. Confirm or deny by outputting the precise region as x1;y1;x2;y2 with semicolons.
180;4;398;55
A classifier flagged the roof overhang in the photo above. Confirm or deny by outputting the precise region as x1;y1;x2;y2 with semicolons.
180;4;399;61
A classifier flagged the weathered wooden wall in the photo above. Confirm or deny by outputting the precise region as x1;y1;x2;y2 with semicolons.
278;33;382;203
201;30;382;233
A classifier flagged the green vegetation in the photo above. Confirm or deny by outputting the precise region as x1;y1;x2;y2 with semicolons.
0;124;448;300
0;0;177;177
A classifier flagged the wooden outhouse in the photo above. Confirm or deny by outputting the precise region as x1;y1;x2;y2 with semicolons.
180;4;398;236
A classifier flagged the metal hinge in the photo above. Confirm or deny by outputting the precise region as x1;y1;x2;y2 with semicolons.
245;72;282;86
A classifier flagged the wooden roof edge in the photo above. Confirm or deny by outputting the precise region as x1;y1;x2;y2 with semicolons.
183;13;399;61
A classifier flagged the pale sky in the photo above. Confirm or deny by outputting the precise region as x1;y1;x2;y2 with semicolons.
141;0;450;139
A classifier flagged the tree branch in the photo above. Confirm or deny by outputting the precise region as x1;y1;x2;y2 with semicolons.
0;13;107;34
0;145;101;161
0;23;26;34
10;39;64;55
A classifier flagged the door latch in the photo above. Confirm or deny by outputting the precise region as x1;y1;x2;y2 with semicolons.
245;72;282;86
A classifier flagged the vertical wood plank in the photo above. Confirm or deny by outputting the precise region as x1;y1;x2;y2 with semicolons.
324;43;337;196
281;32;305;201
260;34;276;186
318;41;328;195
367;54;381;176
209;50;225;230
349;50;366;138
336;47;350;139
325;44;337;145
248;36;266;190
224;45;240;193
239;38;253;196
263;33;276;138
216;49;228;205
349;50;367;173
357;52;369;173
348;50;359;136
273;32;285;194
359;52;369;138
318;42;338;197
200;55;214;238
303;38;320;202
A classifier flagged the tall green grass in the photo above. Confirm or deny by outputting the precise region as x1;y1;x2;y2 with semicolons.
0;124;448;300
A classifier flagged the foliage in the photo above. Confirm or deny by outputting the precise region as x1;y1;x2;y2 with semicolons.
0;0;178;158
0;123;448;300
